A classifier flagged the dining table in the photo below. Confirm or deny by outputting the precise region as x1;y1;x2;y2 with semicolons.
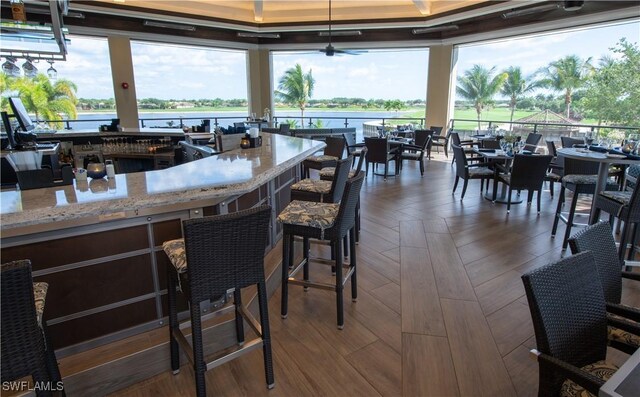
557;148;639;223
599;346;639;397
472;148;523;204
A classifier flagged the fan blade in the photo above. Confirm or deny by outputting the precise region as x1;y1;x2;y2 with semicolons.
335;49;367;55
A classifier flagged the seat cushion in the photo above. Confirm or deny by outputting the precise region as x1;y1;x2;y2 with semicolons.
546;172;562;181
600;190;632;205
306;155;339;163
33;282;48;329
562;174;598;185
468;167;493;177
291;179;332;194
401;152;422;160
608;325;640;349
277;200;340;237
163;238;187;274
318;167;356;179
560;360;618;397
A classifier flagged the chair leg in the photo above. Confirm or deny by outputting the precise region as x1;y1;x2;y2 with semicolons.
281;233;291;319
303;237;310;290
384;161;388;180
452;176;459;194
591;206;602;225
189;303;207;397
257;282;275;389
627;223;638;261
619;220;630;262
444;144;448;158
527;190;534;206
168;268;180;374
349;227;358;302
461;179;469;200
42;321;64;396
549;180;554;198
507;187;512;213
234;289;245;345
31;359;52;397
480;178;484;192
335;240;344;330
562;192;579;250
537;189;542;214
420;159;424;176
355;199;361;243
551;187;565;236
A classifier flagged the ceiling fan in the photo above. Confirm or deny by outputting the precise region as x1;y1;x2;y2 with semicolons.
319;0;365;56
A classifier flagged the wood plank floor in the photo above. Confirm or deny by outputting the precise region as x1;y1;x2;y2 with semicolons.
102;153;639;396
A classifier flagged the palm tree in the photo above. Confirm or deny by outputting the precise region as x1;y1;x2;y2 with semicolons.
456;65;507;130
275;64;314;127
501;66;540;128
11;73;77;127
538;55;593;118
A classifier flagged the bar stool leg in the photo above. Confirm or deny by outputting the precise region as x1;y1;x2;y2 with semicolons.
303;237;310;291
335;240;344;329
350;227;358;302
281;233;291;319
257;281;275;389
234;289;245;345
189;303;207;397
551;187;565;237
562;192;580;250
167;268;180;374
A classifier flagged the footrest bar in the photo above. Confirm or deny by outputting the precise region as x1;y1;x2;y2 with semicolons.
205;338;263;371
288;278;336;291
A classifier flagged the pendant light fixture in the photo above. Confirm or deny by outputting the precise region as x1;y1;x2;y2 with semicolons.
22;57;38;77
2;56;21;77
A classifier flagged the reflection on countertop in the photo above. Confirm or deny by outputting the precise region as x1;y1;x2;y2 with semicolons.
1;133;325;231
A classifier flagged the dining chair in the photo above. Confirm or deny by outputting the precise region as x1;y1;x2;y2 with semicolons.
522;251;638;397
399;130;431;176
450;132;480;163
342;132;363;158
493;154;553;213
302;136;345;178
430;126;449;157
568;222;640;354
364;137;399;180
481;139;502;149
523;132;543;152
451;144;493;200
560;136;585;148
544;140;563;198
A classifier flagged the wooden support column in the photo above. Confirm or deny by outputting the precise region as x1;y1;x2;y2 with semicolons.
108;36;139;129
425;44;457;130
247;49;273;124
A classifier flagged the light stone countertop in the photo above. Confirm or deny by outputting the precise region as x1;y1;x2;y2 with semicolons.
35;128;186;139
1;133;324;233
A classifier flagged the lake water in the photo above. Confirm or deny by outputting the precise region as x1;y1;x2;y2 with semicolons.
68;110;422;132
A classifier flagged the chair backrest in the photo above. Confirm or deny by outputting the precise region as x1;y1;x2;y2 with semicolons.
562;156;599;175
234;122;247;129
328;156;354;203
525;133;543;146
450;131;462;146
279;124;290;134
545;140;557;157
482;139;501;149
331;171;365;239
430;126;443;136
568;222;623;304
451;144;469;178
510;154;553;190
342;132;359;154
521;252;608;394
324;136;346;159
353;146;368;176
560;136;584;148
414;129;432;151
364;137;390;163
182;205;271;299
1;259;46;382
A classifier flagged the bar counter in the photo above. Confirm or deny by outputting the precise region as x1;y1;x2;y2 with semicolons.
0;133;324;355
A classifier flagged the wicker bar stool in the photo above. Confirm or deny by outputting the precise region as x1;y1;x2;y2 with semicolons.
163;206;274;397
551;156;618;250
302;136;346;178
291;156;353;203
1;260;64;397
278;172;365;329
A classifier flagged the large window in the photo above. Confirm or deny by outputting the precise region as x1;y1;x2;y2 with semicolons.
271;48;429;131
452;21;640;130
131;41;248;128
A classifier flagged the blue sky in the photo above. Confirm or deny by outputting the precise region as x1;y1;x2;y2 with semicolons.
55;20;639;101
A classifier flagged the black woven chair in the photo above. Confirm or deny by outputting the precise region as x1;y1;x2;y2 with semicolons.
522;252;638;397
1;260;64;397
399;130;432;176
493;154;553;213
568;222;640;354
364;137;399;180
481;139;502;149
523;133;543;152
551;157;618;250
560;136;585;148
320;147;367;182
278;172;365;329
450;132;480;163
302;136;345;178
430;126;449;157
544;140;563;198
342;132;364;158
291;156;353;203
163;206;274;397
592;175;640;261
451;144;493;200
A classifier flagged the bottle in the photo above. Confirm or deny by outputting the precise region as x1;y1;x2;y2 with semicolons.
11;0;26;23
105;160;115;178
